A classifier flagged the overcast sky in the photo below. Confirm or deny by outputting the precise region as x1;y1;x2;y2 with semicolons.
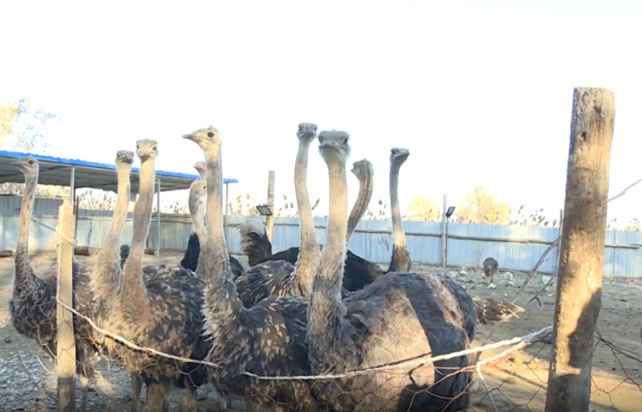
2;0;641;225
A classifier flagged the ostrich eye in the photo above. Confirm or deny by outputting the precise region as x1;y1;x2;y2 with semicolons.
342;137;349;145
207;131;214;138
152;145;157;151
28;160;34;165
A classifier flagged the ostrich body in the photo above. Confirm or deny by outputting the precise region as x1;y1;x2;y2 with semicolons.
387;148;412;273
239;157;383;293
10;157;101;411
307;131;472;412
235;123;321;307
483;257;499;285
184;127;322;412
100;140;209;412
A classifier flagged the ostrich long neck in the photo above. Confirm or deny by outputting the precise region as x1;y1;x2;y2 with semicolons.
93;162;131;307
15;172;37;286
121;159;156;316
309;157;348;347
389;157;408;264
291;138;321;295
346;168;373;240
189;182;207;247
189;182;207;275
204;143;243;326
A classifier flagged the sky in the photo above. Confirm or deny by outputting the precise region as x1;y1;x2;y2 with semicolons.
2;0;642;225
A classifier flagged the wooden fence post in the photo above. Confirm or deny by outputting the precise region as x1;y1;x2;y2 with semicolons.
266;170;275;242
544;88;615;412
56;201;76;411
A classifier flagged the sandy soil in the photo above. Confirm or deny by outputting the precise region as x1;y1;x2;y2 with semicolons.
0;251;640;411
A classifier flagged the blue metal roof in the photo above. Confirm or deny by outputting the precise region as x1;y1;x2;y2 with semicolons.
0;149;238;193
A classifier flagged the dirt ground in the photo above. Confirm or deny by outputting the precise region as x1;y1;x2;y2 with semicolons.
1;251;640;412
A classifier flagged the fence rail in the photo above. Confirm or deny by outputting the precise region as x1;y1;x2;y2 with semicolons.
1;205;641;277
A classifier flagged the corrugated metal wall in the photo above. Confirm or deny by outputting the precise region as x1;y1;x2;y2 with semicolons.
1;196;641;277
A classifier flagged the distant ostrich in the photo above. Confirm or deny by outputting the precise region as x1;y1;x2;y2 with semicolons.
181;161;245;277
184;126;322;411
308;131;472;412
239;155;383;292
98;140;209;412
387;147;412;273
10;157;101;411
483;257;499;287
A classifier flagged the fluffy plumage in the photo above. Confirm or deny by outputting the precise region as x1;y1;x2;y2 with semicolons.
239;221;383;292
180;233;244;277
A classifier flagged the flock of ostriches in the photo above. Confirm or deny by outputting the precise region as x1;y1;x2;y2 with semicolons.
9;124;524;412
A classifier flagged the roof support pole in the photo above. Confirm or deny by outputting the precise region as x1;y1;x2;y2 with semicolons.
156;178;161;256
70;166;77;243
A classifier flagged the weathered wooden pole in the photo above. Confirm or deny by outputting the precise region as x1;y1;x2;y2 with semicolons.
545;88;615;412
441;194;447;268
266;170;275;242
56;201;76;411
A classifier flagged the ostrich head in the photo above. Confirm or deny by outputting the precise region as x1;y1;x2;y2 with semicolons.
194;161;207;179
12;156;39;177
318;130;351;164
183;127;221;150
297;122;318;143
116;150;135;165
136;139;158;162
351;159;373;181
390;147;410;163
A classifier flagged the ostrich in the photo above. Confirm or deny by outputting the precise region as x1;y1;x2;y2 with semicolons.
387;148;412;273
308;131;472;412
98;140;209;412
92;150;136;323
10;156;101;411
239;156;383;292
234;122;320;306
181;162;245;277
483;257;499;287
183;126;323;412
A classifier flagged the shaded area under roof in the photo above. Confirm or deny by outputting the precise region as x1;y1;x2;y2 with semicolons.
0;149;238;193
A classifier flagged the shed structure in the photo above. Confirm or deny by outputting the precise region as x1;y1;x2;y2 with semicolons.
0;149;238;255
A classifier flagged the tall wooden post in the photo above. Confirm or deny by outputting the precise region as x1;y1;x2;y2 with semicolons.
441;194;447;268
155;178;161;256
266;170;275;242
56;201;76;411
545;88;615;412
